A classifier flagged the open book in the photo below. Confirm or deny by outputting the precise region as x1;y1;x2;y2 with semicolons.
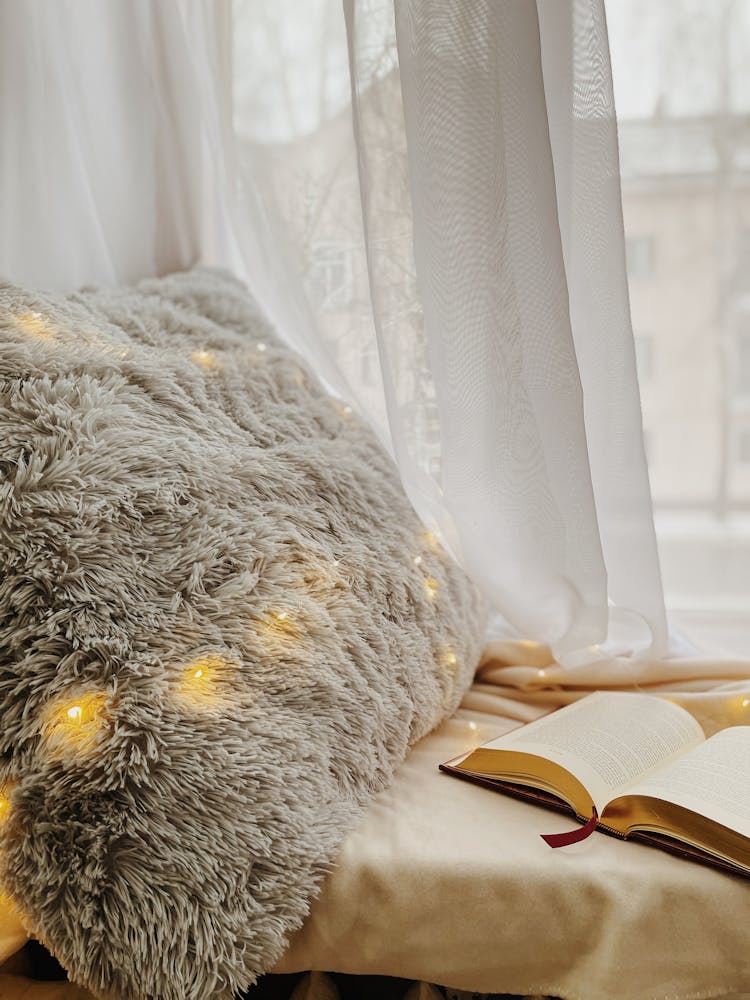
440;692;750;877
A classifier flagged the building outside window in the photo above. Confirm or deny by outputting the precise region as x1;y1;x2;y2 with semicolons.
609;0;750;644
307;241;354;309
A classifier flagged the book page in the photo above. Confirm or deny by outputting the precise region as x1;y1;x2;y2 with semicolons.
623;726;750;838
483;692;704;814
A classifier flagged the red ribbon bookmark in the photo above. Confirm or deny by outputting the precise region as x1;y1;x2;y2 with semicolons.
541;807;599;848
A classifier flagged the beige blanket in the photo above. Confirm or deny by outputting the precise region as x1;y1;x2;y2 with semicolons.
2;641;750;1000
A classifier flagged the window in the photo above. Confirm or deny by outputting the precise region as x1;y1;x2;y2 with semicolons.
307;241;354;309
625;236;655;278
609;1;750;644
634;333;655;381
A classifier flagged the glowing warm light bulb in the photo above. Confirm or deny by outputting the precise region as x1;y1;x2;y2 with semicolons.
185;657;220;684
60;694;106;728
422;530;441;553
443;648;458;669
424;576;439;600
192;349;220;370
15;311;55;340
44;692;108;756
179;656;229;706
263;609;298;639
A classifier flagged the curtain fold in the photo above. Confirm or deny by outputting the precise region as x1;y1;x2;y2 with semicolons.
0;0;673;662
231;0;666;660
538;0;668;655
385;0;608;654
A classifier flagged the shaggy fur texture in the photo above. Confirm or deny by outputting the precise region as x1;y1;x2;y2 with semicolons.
0;269;486;1000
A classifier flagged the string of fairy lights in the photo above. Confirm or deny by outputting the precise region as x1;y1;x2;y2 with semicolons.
0;313;468;822
12;311;750;822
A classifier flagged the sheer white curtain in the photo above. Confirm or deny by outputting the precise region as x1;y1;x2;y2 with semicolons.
0;0;667;663
0;1;210;288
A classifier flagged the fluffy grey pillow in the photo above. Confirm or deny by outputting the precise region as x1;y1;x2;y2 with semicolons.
0;268;486;1000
